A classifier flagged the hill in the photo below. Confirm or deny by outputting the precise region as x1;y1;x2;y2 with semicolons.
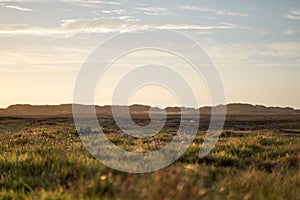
0;103;298;118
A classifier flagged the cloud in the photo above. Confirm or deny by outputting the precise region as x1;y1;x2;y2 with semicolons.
135;7;171;16
0;0;122;6
66;0;121;8
60;18;241;34
179;5;248;17
102;9;126;15
0;24;66;36
286;9;300;20
284;29;294;35
4;5;32;11
147;22;239;30
267;42;300;58
283;29;300;36
0;0;46;2
64;0;122;5
0;18;243;37
205;42;300;68
0;46;89;72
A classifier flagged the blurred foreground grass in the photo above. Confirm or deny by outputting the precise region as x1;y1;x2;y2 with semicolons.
0;121;300;200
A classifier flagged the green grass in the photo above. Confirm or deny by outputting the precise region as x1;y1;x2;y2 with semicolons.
0;121;300;199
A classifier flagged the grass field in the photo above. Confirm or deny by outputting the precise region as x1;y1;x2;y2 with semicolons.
0;116;300;199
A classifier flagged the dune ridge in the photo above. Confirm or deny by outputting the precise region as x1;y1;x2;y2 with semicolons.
0;103;298;118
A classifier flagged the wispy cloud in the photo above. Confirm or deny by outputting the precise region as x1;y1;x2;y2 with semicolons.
135;7;171;16
0;46;89;72
284;29;294;35
66;0;122;5
179;5;248;17
286;9;300;20
102;9;126;15
0;0;122;7
4;5;32;11
206;42;300;68
0;18;243;37
0;0;46;2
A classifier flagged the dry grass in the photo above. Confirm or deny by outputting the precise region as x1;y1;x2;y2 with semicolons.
0;119;300;199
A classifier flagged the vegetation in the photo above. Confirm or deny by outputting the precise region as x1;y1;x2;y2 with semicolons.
0;117;299;199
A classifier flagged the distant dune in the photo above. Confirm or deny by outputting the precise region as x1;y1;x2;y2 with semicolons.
200;103;297;115
0;103;299;118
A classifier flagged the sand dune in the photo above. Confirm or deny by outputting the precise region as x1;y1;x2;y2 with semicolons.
0;103;298;118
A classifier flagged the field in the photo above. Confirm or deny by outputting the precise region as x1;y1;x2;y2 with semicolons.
0;115;300;200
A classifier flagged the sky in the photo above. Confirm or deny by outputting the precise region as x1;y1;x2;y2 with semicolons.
0;0;300;108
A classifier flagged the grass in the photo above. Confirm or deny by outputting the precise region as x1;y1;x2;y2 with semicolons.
0;118;300;199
